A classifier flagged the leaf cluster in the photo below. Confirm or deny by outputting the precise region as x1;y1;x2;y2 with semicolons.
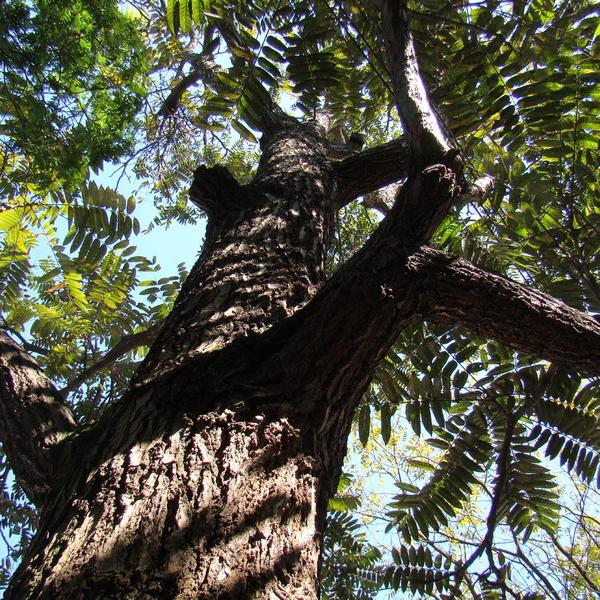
0;0;149;191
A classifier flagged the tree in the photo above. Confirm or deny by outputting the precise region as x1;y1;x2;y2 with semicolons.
1;0;599;598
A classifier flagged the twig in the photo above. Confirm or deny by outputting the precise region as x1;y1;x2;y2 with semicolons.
550;533;600;596
0;322;48;356
60;320;164;395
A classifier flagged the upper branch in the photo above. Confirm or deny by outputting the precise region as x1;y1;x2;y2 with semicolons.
157;29;296;138
0;330;77;506
158;27;219;117
411;247;600;375
379;0;450;163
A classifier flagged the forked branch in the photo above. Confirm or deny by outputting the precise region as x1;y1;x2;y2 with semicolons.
233;169;599;428
224;161;462;418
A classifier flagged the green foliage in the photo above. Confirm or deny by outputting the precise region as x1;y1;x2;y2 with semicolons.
360;319;598;596
322;475;383;600
0;454;37;587
383;544;454;596
420;0;600;314
0;0;149;192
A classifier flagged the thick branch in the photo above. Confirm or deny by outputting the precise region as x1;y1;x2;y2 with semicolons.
379;0;450;163
412;247;600;375
333;131;492;209
362;184;399;215
333;137;409;207
214;161;599;433
60;320;165;396
0;331;76;506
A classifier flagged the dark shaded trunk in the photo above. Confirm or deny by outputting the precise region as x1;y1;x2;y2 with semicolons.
10;408;334;599
4;124;363;599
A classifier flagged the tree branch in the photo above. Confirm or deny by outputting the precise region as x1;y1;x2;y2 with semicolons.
158;27;219;117
222;167;599;438
411;247;600;375
157;32;296;138
0;331;76;506
512;533;562;600
361;184;398;215
157;69;205;118
333;137;409;207
333;133;492;212
455;410;516;582
60;320;165;396
241;75;298;139
379;0;450;163
0;323;48;356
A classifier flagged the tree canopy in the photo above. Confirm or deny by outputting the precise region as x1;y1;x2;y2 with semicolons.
0;0;599;597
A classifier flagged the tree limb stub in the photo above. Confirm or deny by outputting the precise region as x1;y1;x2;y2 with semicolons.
189;164;246;217
0;331;77;506
411;247;600;375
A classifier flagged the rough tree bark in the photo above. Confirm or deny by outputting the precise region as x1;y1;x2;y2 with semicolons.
1;4;600;599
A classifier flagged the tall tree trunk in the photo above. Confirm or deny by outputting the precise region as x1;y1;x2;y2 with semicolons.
5;116;600;597
5;123;359;599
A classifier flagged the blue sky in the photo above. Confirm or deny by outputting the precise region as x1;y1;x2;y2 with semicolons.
96;165;206;278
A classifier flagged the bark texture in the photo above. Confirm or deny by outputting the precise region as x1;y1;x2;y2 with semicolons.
9;408;325;599
334;137;408;206
379;0;450;163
